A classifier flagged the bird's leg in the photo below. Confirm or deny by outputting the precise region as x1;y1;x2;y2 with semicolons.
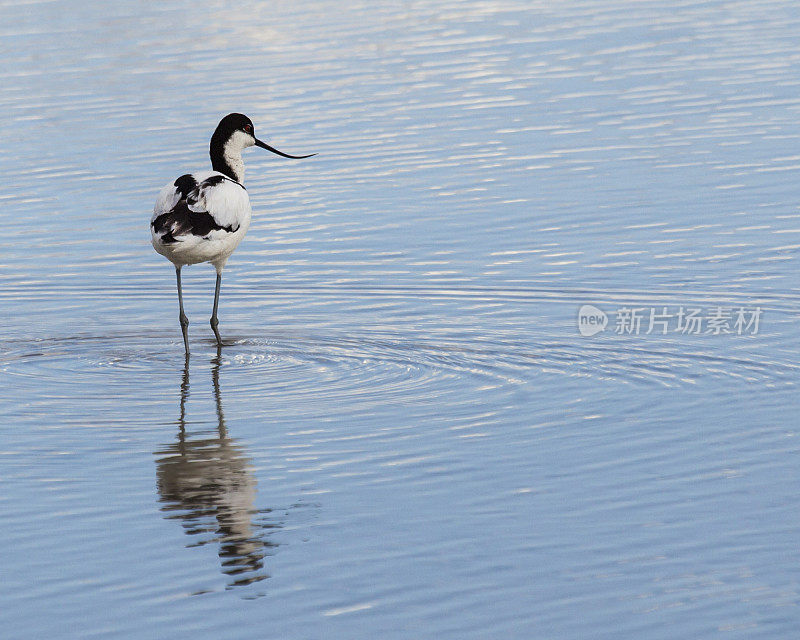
175;266;190;354
210;271;223;346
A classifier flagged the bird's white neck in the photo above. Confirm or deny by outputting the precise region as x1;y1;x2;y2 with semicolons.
211;130;252;183
222;142;245;183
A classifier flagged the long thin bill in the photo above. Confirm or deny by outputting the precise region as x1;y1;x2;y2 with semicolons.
254;138;316;159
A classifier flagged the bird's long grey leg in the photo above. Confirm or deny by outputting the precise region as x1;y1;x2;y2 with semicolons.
176;266;190;354
210;271;223;346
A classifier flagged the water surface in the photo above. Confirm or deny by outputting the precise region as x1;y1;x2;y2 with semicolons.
2;1;800;638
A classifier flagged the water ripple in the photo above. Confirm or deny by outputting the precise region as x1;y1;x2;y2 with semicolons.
1;326;795;398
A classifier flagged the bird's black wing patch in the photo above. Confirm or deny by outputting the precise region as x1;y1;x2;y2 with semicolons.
152;200;239;244
173;174;198;199
195;174;245;193
200;175;226;188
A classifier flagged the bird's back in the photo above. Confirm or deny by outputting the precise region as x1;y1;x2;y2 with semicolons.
151;171;251;268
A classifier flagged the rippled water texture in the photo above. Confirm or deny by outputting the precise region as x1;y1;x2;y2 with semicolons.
2;1;800;638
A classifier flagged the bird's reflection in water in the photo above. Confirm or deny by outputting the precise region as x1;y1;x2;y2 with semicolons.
155;350;276;591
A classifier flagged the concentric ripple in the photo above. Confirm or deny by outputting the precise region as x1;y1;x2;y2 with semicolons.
1;324;795;407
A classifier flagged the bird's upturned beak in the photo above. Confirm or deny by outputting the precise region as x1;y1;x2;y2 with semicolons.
254;138;316;159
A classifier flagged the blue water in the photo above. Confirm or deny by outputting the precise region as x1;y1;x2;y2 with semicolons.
2;0;800;638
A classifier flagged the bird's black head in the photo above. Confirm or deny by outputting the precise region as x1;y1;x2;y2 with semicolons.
213;113;255;142
210;112;315;163
209;113;315;181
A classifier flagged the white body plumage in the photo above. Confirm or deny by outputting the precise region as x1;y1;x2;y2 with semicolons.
151;171;252;273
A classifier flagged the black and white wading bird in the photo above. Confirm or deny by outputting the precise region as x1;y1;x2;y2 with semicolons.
151;113;314;354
